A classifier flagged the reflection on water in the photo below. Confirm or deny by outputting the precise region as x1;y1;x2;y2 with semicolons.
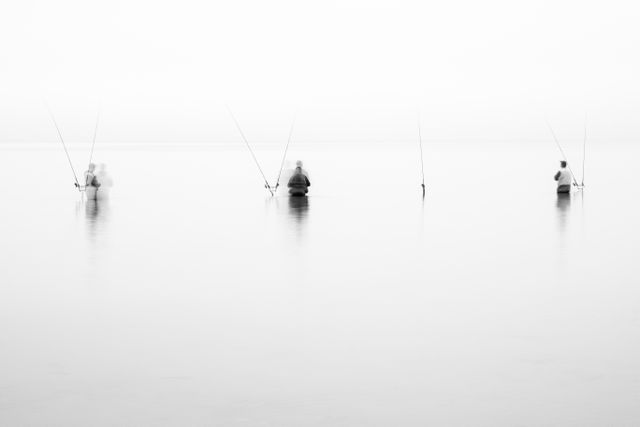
84;199;109;241
555;192;571;231
287;196;310;237
4;146;640;427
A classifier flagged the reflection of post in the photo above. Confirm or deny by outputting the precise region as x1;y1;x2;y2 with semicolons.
555;192;571;232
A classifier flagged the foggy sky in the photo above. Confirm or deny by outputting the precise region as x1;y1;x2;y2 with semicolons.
1;0;639;145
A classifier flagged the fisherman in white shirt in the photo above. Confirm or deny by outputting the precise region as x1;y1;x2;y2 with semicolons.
554;160;573;194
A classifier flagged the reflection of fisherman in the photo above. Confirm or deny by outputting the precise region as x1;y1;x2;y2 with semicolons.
554;160;572;194
83;163;101;200
288;166;311;196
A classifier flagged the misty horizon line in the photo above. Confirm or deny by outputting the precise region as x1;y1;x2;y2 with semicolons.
0;138;634;147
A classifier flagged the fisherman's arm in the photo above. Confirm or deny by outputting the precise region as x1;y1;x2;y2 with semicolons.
554;171;561;181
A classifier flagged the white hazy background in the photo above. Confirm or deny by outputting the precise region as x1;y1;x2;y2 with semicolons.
1;0;639;144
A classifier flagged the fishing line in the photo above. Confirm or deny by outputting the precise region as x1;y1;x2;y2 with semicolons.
88;110;100;169
227;106;274;195
45;104;81;189
274;114;297;192
581;114;587;187
546;121;579;187
418;116;426;196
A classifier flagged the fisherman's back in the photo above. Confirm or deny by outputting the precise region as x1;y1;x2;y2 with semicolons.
288;172;310;196
557;169;572;187
555;168;572;193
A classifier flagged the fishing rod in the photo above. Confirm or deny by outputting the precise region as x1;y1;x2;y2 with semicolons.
46;104;81;190
546;121;579;187
581;114;587;187
418;117;426;197
274;114;297;193
88;110;100;169
227;106;274;196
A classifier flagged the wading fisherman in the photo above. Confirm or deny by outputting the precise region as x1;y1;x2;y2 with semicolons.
84;163;101;199
554;160;572;194
295;160;309;180
288;166;311;196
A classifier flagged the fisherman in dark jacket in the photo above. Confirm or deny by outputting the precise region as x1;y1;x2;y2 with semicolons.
288;166;311;196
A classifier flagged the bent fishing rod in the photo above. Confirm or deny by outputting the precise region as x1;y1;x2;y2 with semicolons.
418;117;426;197
227;106;274;196
46;104;81;190
274;114;297;193
546;121;580;187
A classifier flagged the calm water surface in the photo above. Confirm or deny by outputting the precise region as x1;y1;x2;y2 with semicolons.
0;142;639;426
